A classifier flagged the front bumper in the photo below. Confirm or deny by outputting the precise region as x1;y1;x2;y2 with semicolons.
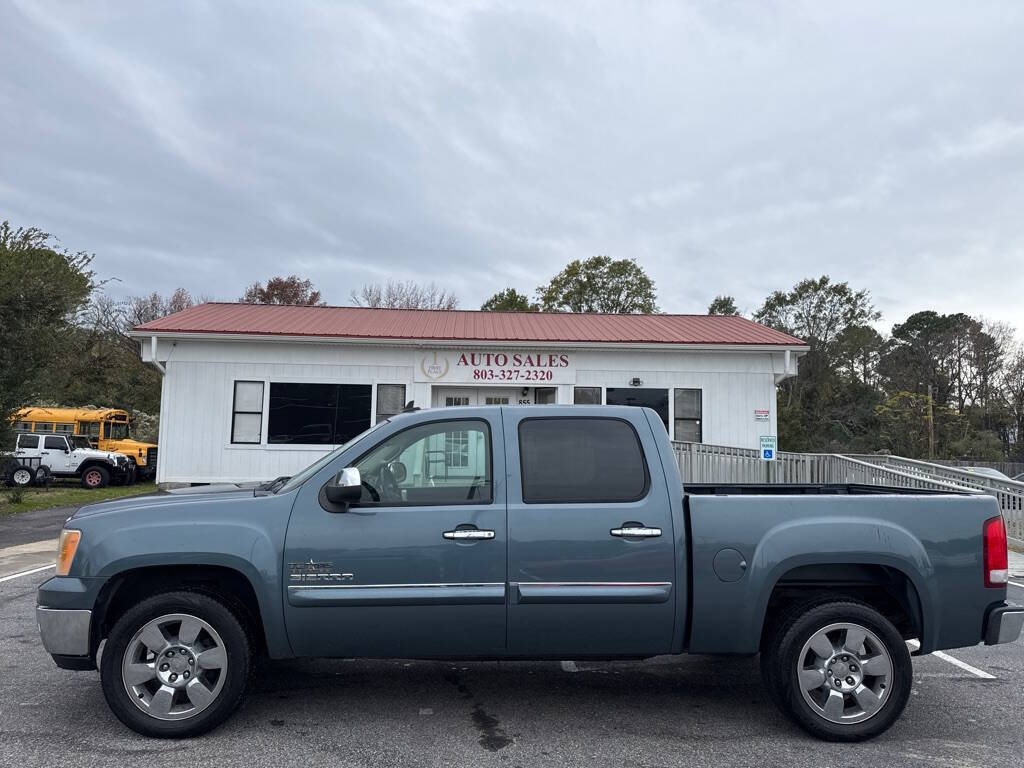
37;606;91;656
984;604;1024;645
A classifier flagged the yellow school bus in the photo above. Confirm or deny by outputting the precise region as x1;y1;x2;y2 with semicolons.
13;407;157;479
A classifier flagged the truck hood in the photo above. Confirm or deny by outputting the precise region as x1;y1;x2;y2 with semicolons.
71;484;260;519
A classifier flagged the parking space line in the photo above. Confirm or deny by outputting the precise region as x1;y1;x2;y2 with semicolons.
560;660;579;672
907;640;995;679
0;564;55;583
1009;581;1024;589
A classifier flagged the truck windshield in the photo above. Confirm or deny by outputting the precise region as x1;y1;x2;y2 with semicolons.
276;420;390;494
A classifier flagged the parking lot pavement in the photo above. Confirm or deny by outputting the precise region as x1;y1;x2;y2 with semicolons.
1;573;1020;768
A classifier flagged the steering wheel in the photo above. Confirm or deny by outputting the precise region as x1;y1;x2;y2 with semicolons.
360;479;380;503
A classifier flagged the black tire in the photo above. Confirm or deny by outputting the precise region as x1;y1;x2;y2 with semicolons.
100;591;253;738
80;464;110;489
761;599;912;742
34;465;51;486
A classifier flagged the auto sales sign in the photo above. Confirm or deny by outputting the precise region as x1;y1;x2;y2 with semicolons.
415;350;577;384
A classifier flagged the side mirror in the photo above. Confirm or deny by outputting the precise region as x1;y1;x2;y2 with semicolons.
324;467;362;508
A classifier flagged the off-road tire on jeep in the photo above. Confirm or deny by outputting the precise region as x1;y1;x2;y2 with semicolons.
761;599;912;742
11;464;34;487
80;464;110;489
100;590;253;738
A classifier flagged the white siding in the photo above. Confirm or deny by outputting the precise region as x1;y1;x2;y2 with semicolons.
153;339;791;484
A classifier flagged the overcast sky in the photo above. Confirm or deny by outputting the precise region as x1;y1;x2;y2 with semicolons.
3;1;1023;333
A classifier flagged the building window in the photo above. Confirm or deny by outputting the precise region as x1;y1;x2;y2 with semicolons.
268;383;371;445
673;389;702;442
573;387;602;405
605;388;669;431
534;387;557;404
518;418;649;504
376;384;407;422
232;381;264;444
445;430;470;467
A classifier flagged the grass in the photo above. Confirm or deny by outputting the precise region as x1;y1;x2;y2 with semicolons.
0;480;159;516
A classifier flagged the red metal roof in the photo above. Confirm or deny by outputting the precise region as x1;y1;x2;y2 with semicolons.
133;303;806;346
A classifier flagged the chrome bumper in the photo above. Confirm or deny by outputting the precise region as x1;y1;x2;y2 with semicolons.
984;605;1024;645
37;606;91;656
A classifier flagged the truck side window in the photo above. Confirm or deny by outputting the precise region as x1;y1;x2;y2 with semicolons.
353;419;492;505
518;418;649;504
44;436;68;451
18;434;40;449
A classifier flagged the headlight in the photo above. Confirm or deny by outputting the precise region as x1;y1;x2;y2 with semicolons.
56;529;81;576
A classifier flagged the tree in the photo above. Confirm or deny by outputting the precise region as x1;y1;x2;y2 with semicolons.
481;288;537;312
707;295;739;316
241;275;324;306
876;391;962;459
127;288;197;327
537;256;657;314
753;275;879;349
350;280;458;310
754;276;881;453
0;222;95;446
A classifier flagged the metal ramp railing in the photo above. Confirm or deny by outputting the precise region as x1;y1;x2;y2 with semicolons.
672;441;1024;544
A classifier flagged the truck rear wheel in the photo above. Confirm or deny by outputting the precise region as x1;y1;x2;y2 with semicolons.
81;465;109;489
761;600;912;741
100;591;253;738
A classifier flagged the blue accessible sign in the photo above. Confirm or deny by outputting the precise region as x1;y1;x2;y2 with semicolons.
759;435;778;462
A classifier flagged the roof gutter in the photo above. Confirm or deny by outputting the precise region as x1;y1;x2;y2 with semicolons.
128;330;810;355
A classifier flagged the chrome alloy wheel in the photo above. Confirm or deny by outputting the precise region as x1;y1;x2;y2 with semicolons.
797;622;893;725
122;613;227;721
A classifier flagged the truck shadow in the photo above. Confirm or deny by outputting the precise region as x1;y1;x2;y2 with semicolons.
246;655;790;747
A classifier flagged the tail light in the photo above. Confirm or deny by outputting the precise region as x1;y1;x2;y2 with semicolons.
983;515;1008;588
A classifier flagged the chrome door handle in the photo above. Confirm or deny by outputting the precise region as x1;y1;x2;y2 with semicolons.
443;529;495;540
610;526;662;538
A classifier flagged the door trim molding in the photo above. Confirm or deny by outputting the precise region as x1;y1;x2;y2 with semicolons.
288;582;507;607
514;581;672;605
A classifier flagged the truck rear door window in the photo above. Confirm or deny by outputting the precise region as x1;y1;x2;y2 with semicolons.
518;418;649;504
17;434;39;449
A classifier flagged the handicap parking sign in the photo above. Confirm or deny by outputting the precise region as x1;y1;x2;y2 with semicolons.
759;435;777;462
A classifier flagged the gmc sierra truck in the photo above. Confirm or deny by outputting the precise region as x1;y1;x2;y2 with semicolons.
36;406;1022;741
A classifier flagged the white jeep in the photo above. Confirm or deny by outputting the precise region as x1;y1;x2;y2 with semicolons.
10;432;132;488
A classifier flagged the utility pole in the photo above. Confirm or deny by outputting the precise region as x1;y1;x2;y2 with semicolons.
927;382;936;460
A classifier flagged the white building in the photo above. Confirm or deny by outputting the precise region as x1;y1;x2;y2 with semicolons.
132;304;807;485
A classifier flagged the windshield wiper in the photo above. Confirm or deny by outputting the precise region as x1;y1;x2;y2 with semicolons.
257;475;291;494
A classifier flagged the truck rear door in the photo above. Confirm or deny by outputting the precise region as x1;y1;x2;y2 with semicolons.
502;409;677;656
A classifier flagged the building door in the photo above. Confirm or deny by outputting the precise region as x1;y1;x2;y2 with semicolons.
432;387;518;407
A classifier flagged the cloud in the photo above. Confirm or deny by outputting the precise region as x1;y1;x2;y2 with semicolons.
1;0;1023;333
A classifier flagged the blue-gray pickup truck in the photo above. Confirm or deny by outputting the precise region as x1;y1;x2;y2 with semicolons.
36;405;1022;741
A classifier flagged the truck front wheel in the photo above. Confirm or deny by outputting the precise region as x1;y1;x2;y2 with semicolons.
100;591;253;738
762;600;912;741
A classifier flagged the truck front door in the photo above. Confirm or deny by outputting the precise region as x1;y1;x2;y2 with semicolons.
283;412;507;658
502;410;677;656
